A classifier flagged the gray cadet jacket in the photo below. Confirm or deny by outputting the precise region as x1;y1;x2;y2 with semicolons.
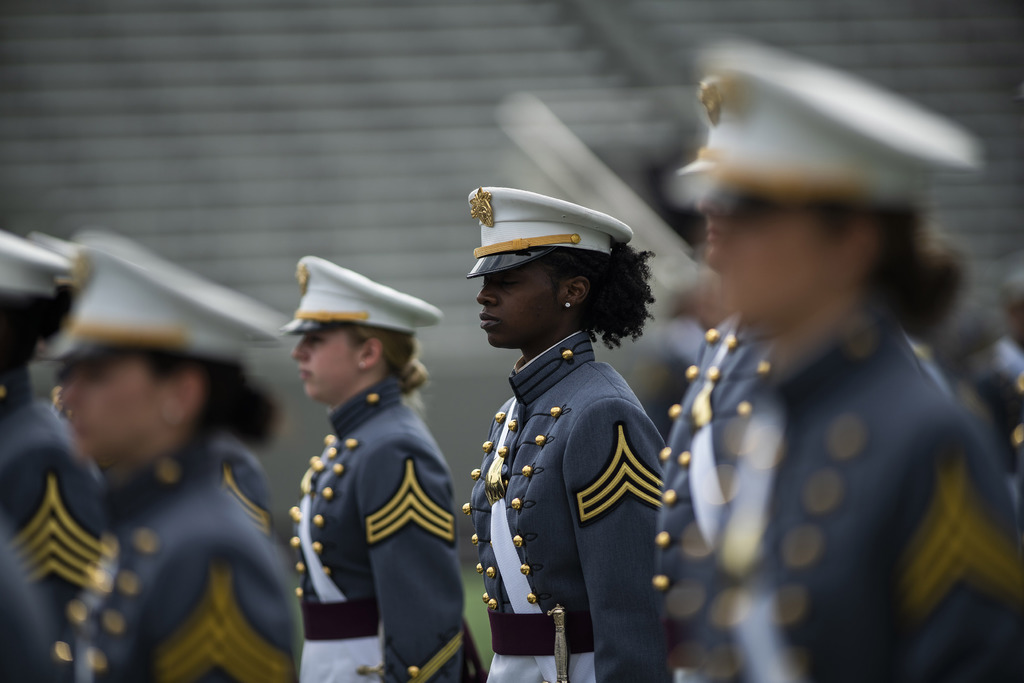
467;332;670;683
294;376;465;683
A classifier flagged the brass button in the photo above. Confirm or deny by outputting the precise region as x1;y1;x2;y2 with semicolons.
313;514;325;528
345;438;359;450
486;566;497;578
725;334;739;350
678;451;692;467
471;468;482;481
773;584;810;626
534;435;546;446
0;385;6;401
710;587;751;629
685;365;699;381
322;487;334;500
561;349;574;361
520;563;531;576
312;541;324;554
296;562;306;573
102;609;125;636
513;535;523;547
289;506;301;522
487;598;498;610
527;593;538;604
1017;372;1024;395
290;536;301;548
483;441;494;454
665;580;706;620
757;360;771;377
87;647;108;674
154;458;181;485
495;412;506;424
652;574;670;591
668;403;682;420
826;413;867;460
659;447;672;462
471;533;479;546
408;665;420;679
802;469;845;515
1013;424;1024;448
295;587;304;598
550;406;562;418
481;592;489;604
508;419;518;432
66;599;88;626
737;401;752;417
333;463;345;476
705;328;720;344
681;522;711;559
655;531;671;548
366;393;380;405
521;465;533;477
53;641;73;664
662;489;678;506
782;525;825;569
462;503;472;515
323;566;332;576
498;446;509;457
89;564;113;595
326;447;338;459
324;434;336;446
132;528;160;554
510;498;522;510
475;563;483;574
116;571;140;597
310;457;325;473
707;366;721;382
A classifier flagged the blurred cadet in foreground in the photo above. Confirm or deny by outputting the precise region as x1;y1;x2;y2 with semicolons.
57;234;295;682
464;187;668;683
0;518;56;682
664;41;1024;682
0;230;105;648
631;266;728;439
285;257;472;683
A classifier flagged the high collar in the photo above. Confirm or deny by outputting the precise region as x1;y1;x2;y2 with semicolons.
0;365;32;420
772;306;901;411
105;437;218;523
509;331;595;407
329;376;403;436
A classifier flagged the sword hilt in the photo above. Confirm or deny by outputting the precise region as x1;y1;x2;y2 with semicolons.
547;604;570;683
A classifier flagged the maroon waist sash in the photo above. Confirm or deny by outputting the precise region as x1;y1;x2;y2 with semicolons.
301;598;380;641
488;610;595;656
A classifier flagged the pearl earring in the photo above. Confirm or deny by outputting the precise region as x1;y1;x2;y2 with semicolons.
564;302;571;309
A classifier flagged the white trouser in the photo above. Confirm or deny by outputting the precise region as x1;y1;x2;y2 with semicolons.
487;652;595;683
300;637;381;683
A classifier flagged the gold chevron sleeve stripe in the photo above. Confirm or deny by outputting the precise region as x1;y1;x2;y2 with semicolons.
153;562;292;683
897;456;1024;624
365;459;455;545
220;463;272;534
576;424;663;524
411;631;462;681
11;472;101;587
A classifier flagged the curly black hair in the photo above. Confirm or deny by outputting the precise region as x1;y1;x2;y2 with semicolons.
539;243;655;348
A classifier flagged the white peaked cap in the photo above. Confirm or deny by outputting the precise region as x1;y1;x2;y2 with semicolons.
465;187;633;278
678;41;981;205
57;232;281;361
282;256;442;335
0;230;71;300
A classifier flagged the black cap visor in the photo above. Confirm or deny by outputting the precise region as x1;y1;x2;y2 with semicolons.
466;246;558;279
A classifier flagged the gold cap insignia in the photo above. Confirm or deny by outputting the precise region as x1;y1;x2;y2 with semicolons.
699;79;723;127
296;262;309;296
71;252;92;292
470;187;494;227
